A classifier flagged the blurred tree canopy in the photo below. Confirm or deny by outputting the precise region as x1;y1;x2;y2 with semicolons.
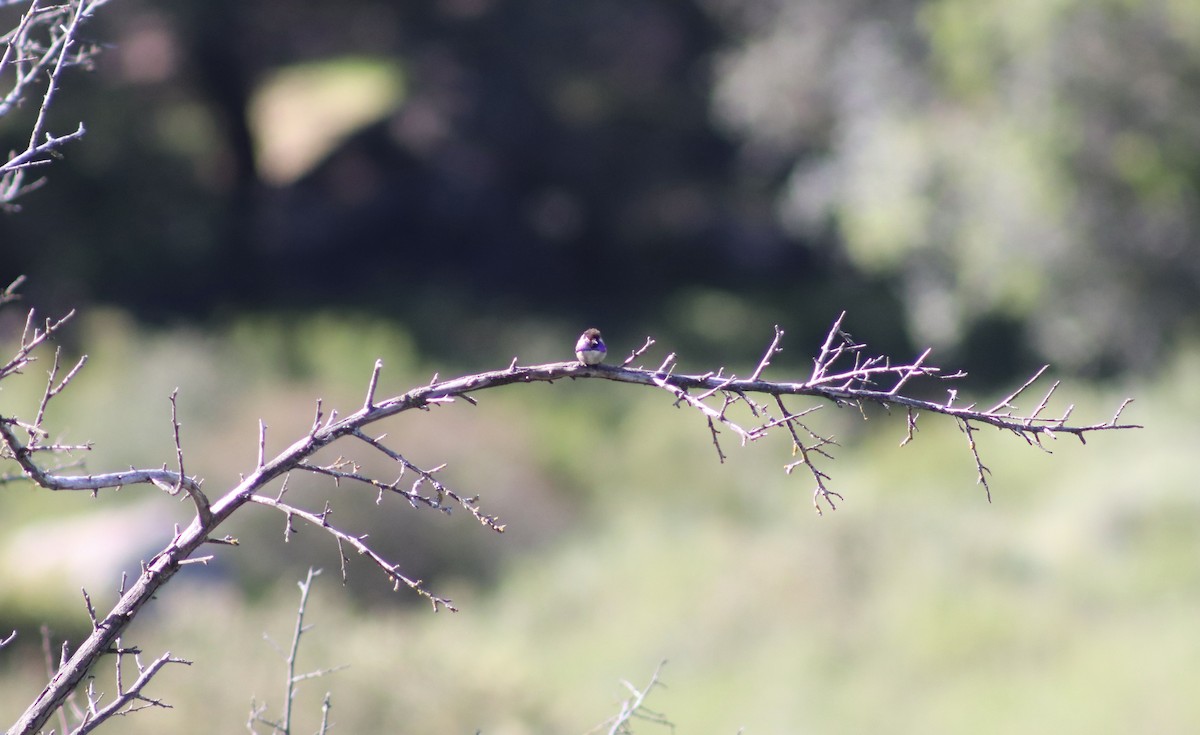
711;0;1200;375
1;0;1197;375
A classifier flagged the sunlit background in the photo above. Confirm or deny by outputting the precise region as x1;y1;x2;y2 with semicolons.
2;0;1199;732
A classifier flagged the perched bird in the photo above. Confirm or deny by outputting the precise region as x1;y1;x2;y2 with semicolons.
575;328;607;366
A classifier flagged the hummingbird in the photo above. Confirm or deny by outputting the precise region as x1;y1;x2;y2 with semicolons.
575;328;607;366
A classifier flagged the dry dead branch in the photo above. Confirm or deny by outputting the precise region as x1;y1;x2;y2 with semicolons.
0;283;1140;734
1;0;110;209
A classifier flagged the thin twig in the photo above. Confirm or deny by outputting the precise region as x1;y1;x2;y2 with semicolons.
623;336;656;367
168;389;212;522
959;419;992;502
276;568;341;735
749;325;784;382
362;359;383;410
591;660;673;735
989;365;1050;414
246;494;457;612
70;651;190;735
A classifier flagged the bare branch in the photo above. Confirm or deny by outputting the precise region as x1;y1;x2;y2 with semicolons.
900;407;919;447
350;429;506;531
810;310;849;383
0;275;27;306
0;420;200;496
959;419;992;502
70;650;190;735
362;359;383;410
0;308;76;381
1110;398;1134;427
591;660;673;735
247;568;346;735
169;389;212;523
775;396;842;514
308;399;324;437
318;692;332;735
1026;379;1061;424
650;374;756;446
1;0;111;208
887;347;933;396
81;588;97;630
1;309;1140;735
32;348;88;442
622;336;657;367
705;416;727;463
749;324;784;382
246;493;457;612
989;364;1050;414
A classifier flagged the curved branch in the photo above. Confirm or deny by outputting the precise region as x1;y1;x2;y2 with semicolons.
2;314;1140;735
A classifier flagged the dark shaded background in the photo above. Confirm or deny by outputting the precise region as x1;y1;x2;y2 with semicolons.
3;0;1199;378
